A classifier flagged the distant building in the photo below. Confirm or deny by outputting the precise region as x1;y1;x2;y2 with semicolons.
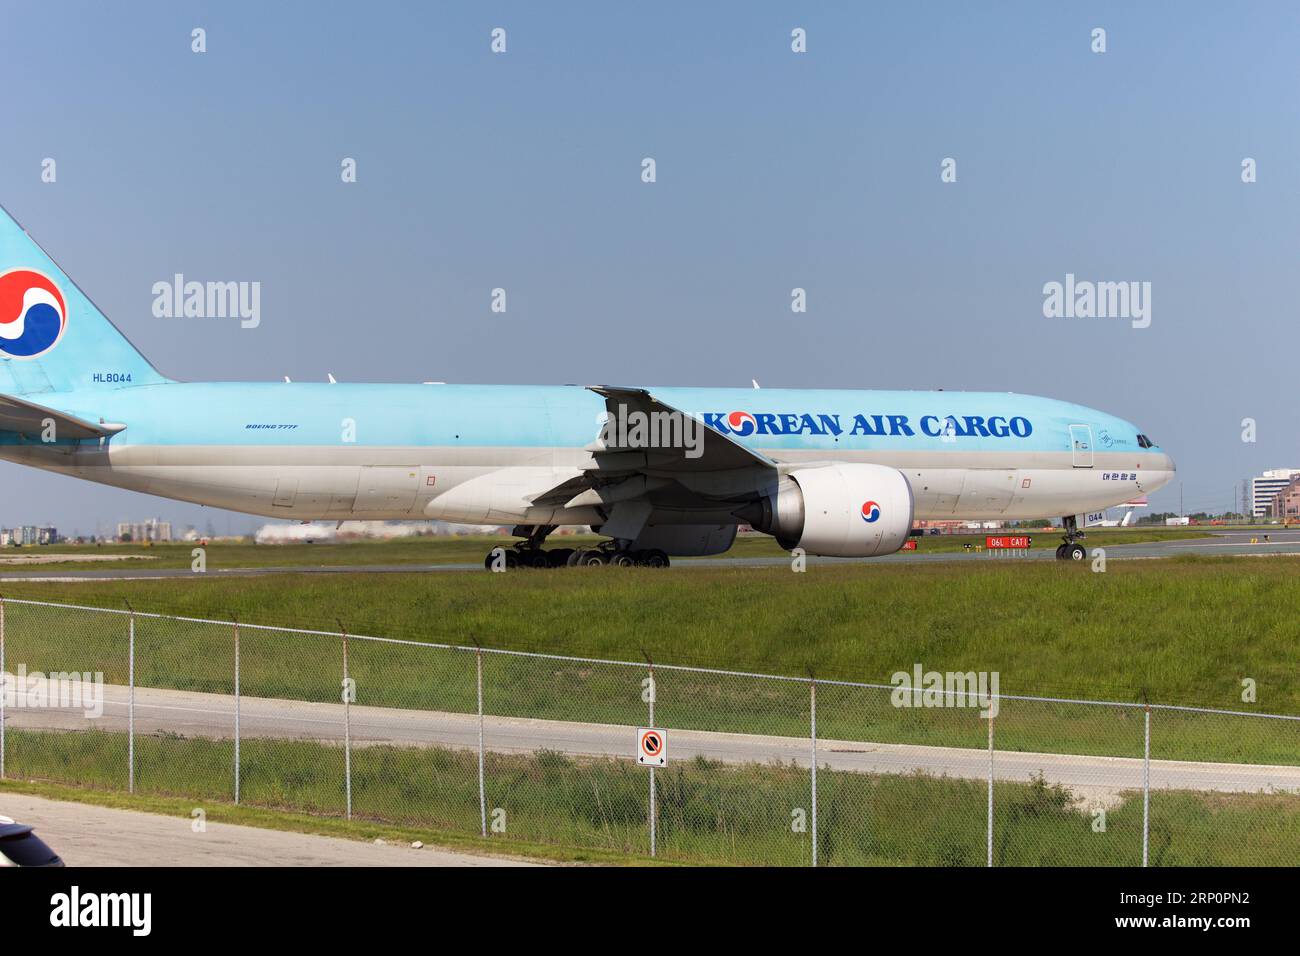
1270;478;1300;522
117;518;172;543
0;526;59;545
1250;470;1300;518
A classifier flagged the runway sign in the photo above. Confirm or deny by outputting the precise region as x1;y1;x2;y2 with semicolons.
985;535;1032;550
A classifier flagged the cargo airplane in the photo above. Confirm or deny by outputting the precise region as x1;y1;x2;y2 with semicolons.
0;205;1175;568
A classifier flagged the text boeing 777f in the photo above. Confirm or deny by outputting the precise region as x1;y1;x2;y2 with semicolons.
0;205;1174;567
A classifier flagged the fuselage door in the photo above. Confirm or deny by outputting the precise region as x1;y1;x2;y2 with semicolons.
1069;424;1094;468
354;466;420;513
272;478;298;508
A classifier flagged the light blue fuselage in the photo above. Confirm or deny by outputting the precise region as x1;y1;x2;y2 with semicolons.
1;381;1175;525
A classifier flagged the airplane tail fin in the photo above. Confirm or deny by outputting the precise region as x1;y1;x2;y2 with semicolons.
0;203;168;396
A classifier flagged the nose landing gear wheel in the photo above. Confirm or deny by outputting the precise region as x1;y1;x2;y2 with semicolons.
1054;515;1087;562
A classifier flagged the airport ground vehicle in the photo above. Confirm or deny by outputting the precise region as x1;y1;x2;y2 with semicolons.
0;815;64;867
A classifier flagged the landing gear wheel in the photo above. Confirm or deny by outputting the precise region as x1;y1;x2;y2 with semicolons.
576;550;608;567
641;549;670;568
1066;543;1087;561
611;552;637;567
520;549;549;568
547;548;574;568
1055;544;1067;560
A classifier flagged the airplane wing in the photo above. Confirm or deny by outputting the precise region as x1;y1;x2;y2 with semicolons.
0;393;124;441
524;386;777;519
586;385;776;474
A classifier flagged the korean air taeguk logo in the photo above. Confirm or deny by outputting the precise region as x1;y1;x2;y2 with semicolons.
0;269;68;359
861;500;881;523
725;410;757;436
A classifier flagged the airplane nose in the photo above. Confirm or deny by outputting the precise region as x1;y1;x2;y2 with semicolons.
1146;451;1176;493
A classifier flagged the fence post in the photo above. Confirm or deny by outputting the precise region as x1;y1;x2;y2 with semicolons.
0;595;5;781
810;678;818;868
340;623;352;820
476;646;486;838
647;658;656;859
986;712;994;867
1142;705;1151;867
127;603;135;794
233;620;241;805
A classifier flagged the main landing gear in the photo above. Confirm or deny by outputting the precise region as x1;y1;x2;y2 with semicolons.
482;525;670;570
1054;515;1087;561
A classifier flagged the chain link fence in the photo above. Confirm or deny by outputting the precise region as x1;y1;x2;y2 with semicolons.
1;596;1297;865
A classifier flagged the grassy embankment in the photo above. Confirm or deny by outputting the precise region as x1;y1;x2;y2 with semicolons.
2;556;1298;764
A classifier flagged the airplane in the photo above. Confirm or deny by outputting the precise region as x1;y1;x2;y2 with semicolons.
0;204;1175;568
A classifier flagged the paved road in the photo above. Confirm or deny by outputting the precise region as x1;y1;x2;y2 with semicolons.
3;530;1299;580
7;680;1298;808
0;791;537;866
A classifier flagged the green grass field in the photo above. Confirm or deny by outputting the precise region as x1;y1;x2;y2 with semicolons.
2;554;1298;765
6;727;1296;865
4;550;1297;864
0;552;1293;708
0;526;1210;573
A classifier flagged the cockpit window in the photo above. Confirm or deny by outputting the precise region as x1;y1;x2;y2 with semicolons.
1137;434;1154;448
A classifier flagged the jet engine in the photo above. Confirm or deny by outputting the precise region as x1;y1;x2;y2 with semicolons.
739;463;914;557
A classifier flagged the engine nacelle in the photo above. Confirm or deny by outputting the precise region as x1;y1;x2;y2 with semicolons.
742;464;914;557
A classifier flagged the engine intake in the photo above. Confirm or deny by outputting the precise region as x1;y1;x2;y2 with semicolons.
740;463;914;557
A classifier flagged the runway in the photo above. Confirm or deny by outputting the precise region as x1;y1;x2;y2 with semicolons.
3;529;1299;581
8;680;1299;808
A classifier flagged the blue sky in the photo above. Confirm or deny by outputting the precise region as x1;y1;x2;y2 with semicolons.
1;1;1297;533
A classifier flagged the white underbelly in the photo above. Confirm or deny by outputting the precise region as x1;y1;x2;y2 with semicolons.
910;466;1169;520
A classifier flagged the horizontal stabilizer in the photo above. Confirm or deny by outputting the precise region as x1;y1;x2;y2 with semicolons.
0;393;123;440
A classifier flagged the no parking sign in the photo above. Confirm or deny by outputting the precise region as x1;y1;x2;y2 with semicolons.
637;728;667;766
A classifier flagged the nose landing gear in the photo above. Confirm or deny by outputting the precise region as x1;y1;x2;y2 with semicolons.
1054;515;1087;561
